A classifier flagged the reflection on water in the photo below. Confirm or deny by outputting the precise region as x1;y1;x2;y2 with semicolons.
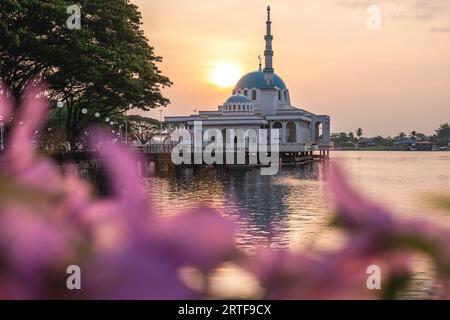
146;162;331;251
144;151;450;298
147;152;450;250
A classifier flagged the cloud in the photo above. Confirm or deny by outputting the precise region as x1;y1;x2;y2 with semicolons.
334;0;373;9
430;26;450;33
334;0;398;9
391;12;435;21
392;1;449;21
334;0;450;23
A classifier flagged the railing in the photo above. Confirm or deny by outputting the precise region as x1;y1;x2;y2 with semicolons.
39;141;331;156
133;142;322;154
132;144;177;154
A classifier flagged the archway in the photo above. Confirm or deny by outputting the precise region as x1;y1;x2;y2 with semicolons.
314;122;323;143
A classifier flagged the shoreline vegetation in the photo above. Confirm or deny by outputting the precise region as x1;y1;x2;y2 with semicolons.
331;124;450;152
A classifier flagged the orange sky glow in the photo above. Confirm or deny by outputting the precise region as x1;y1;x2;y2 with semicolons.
131;0;450;136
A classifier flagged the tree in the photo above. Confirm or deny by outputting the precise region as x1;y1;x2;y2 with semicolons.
331;132;352;148
410;130;417;140
356;128;363;139
416;133;427;141
127;115;161;145
398;132;406;140
436;123;450;147
0;0;171;143
348;132;355;143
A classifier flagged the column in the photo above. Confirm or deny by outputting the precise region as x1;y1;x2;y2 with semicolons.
281;121;287;144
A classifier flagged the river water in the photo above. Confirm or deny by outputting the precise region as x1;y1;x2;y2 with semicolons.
144;151;450;298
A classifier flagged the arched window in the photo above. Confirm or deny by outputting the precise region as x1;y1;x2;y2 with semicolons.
286;121;297;143
252;89;257;100
278;90;281;101
244;90;248;97
238;105;241;111
284;90;288;101
233;105;236;111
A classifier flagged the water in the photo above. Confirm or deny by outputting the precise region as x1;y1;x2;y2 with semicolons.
144;151;450;298
147;151;450;248
147;161;331;251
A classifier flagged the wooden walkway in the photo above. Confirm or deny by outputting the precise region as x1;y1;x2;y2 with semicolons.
43;142;330;166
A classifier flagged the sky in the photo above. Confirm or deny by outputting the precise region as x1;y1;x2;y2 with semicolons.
131;0;450;136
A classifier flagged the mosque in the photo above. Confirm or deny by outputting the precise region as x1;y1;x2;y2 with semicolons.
165;6;330;157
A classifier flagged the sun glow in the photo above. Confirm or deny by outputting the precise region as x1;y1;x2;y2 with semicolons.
209;62;241;88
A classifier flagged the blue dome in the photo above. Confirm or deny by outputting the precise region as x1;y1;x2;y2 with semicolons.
234;71;287;90
225;94;251;104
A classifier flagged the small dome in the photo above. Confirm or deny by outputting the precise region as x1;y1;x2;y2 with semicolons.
225;94;251;104
234;70;287;91
222;94;254;112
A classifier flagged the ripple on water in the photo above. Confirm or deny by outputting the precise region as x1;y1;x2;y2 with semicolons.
144;151;450;298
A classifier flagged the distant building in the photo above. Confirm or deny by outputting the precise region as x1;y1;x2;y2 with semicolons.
394;138;436;151
394;138;415;150
359;138;377;147
415;141;434;151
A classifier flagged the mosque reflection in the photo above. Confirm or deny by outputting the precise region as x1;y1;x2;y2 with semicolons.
147;162;330;250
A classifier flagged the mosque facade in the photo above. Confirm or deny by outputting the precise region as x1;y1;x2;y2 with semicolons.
165;6;330;155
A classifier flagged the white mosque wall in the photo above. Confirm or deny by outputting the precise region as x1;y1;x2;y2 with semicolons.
234;87;292;112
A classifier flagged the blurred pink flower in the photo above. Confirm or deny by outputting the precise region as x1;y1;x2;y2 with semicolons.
1;81;450;300
328;163;450;298
0;82;238;299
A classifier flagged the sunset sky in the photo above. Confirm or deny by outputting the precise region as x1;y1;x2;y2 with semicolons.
131;0;450;136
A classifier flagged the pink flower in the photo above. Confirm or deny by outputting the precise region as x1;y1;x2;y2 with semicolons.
0;81;238;299
1;81;450;300
328;163;450;298
80;134;238;299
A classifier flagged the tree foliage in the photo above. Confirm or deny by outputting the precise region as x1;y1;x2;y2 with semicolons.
356;128;363;139
0;0;171;142
436;123;450;147
330;125;449;150
129;120;159;146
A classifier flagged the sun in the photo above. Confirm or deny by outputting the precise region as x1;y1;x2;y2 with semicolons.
209;62;241;88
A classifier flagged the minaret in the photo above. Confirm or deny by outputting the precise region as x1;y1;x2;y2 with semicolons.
263;5;274;87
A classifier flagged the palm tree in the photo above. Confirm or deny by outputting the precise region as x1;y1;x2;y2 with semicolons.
399;132;406;140
356;128;363;139
410;130;417;140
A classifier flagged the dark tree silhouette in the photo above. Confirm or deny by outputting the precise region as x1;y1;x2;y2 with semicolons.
0;0;172;142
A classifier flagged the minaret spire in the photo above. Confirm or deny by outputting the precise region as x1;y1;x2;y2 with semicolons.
258;55;262;71
264;5;274;86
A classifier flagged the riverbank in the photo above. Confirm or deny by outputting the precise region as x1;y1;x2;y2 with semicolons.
333;147;449;151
